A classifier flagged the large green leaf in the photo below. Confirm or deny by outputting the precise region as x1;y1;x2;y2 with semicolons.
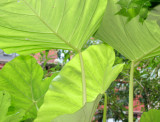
35;44;124;122
140;109;160;122
95;0;160;61
0;0;107;54
54;95;102;122
0;91;10;122
0;56;52;119
0;91;24;122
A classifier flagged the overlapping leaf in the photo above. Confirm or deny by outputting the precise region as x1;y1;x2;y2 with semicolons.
0;56;52;119
117;0;151;22
0;91;24;122
0;0;107;54
53;95;102;122
95;0;160;61
35;44;124;122
140;109;160;122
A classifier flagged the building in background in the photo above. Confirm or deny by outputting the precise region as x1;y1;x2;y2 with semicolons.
0;49;63;70
0;49;17;69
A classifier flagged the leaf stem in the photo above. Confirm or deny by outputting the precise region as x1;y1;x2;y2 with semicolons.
129;61;134;122
103;93;107;122
79;51;87;105
35;101;39;111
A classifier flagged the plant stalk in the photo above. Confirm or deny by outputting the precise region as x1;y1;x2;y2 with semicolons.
35;101;39;111
79;51;87;105
103;93;107;122
129;61;134;122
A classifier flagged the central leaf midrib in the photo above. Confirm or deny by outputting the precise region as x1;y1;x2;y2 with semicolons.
30;58;38;110
22;0;79;52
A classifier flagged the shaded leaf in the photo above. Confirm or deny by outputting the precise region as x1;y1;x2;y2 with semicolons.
140;109;160;122
95;0;160;61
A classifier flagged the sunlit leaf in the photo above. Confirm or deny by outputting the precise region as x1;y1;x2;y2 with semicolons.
54;95;102;122
0;0;107;54
35;44;124;121
0;56;52;119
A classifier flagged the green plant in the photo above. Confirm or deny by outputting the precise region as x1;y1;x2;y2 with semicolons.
0;56;52;120
0;0;108;107
95;55;160;121
117;0;160;23
0;0;125;121
35;44;123;121
1;0;158;121
140;109;160;122
0;45;123;121
103;93;107;122
95;0;160;121
0;91;24;122
134;56;160;111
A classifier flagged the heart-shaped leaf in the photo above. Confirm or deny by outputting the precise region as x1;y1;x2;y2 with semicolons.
0;56;52;119
0;0;107;54
35;44;124;121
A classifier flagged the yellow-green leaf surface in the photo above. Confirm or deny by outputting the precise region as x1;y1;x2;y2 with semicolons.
0;91;24;122
0;91;10;122
95;0;160;61
0;56;52;119
0;0;107;54
54;95;102;122
35;44;124;122
140;109;160;122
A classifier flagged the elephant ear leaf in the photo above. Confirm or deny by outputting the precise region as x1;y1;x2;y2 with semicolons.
140;109;160;122
53;95;102;122
0;91;24;122
0;56;52;119
0;0;107;54
35;44;124;122
95;0;160;61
